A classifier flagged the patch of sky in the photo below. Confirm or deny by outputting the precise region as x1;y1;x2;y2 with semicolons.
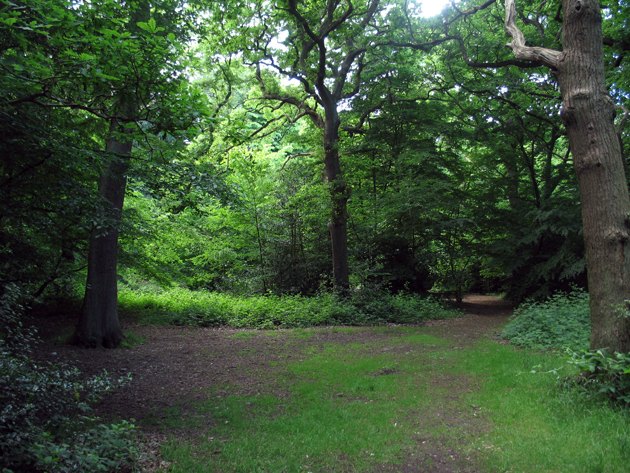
418;0;451;18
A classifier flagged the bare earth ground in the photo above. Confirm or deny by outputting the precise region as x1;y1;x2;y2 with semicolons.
30;295;514;473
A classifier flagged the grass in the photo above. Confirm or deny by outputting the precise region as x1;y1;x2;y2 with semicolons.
154;326;630;472
119;331;147;349
459;342;630;472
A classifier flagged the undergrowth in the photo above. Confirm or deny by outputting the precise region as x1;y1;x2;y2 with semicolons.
0;285;138;472
501;289;630;407
562;348;630;406
118;284;461;328
501;289;590;350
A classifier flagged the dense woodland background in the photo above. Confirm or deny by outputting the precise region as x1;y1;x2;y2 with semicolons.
2;0;630;335
3;1;630;471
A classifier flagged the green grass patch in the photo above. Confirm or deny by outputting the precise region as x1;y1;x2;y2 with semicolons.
162;334;459;472
457;341;630;472
157;327;630;472
119;331;147;349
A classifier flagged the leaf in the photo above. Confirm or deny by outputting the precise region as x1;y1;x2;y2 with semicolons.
1;17;18;26
136;21;152;33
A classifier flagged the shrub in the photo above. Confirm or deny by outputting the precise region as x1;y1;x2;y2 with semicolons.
120;285;461;329
562;348;630;406
502;290;590;350
30;420;138;473
0;285;136;472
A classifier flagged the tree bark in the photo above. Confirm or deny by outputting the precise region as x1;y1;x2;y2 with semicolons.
322;107;350;291
505;0;630;351
558;0;630;352
71;119;130;348
71;1;148;348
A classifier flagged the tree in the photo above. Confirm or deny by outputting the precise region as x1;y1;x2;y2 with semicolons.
503;0;630;351
0;0;207;346
73;0;207;347
73;2;148;348
207;0;488;290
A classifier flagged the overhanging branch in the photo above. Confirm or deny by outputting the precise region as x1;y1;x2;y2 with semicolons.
504;0;563;69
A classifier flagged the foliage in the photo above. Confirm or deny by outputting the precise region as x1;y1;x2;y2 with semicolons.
0;286;135;472
30;420;138;473
501;290;590;350
119;284;461;329
563;348;630;406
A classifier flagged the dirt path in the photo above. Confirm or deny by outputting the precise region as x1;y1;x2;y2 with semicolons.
32;294;513;472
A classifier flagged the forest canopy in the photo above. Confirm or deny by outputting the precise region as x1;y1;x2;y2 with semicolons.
1;0;630;350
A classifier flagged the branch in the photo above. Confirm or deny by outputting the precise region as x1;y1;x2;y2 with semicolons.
377;36;459;53
281;151;314;170
456;36;544;69
446;0;497;26
218;150;231;175
504;0;563;70
255;65;323;128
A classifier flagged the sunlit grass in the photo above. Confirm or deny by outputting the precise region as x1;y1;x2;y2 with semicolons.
457;342;630;472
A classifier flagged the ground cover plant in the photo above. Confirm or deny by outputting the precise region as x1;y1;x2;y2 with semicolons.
501;289;590;350
501;290;630;407
118;285;460;328
0;286;138;472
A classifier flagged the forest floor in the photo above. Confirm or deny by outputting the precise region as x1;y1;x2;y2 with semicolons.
31;295;514;472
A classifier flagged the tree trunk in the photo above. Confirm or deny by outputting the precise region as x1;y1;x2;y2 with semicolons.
323;108;350;291
71;119;130;348
505;0;630;352
557;0;630;352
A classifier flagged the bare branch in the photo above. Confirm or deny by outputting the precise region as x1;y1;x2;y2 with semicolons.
281;151;314;170
455;36;544;69
505;0;563;69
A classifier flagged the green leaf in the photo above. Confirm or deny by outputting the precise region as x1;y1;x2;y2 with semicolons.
136;21;151;33
1;17;18;26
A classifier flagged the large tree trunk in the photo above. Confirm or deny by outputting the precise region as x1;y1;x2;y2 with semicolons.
323;108;350;291
71;2;148;349
71;119;130;348
557;0;630;352
505;0;630;352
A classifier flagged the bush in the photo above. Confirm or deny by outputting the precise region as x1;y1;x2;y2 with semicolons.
30;420;138;473
119;285;462;329
562;348;630;406
0;285;136;472
501;290;590;350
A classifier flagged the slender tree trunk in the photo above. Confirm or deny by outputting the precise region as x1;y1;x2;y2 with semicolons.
557;0;630;352
72;119;130;348
322;108;350;291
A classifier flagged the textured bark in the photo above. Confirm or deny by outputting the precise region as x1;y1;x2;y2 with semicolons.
322;107;350;291
71;2;149;348
505;0;630;351
558;1;630;352
71;119;130;348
